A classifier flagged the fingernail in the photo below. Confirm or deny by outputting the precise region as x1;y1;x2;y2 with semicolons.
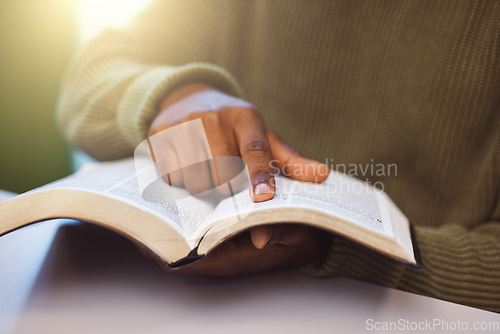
254;182;272;195
251;226;273;249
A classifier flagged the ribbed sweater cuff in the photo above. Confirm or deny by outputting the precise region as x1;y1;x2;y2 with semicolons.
300;236;406;289
117;62;243;148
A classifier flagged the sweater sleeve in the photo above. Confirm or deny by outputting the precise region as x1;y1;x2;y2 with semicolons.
56;1;243;160
302;214;500;313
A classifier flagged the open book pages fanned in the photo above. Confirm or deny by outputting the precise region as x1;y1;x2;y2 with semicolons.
0;158;417;267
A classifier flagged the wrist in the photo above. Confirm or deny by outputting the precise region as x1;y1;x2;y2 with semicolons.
160;83;216;111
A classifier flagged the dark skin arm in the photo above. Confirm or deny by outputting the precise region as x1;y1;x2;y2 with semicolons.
147;83;331;276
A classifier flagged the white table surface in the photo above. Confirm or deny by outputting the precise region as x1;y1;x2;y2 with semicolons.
0;190;498;334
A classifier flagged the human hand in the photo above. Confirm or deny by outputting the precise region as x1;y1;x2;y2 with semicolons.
166;224;331;277
146;83;332;274
148;83;330;203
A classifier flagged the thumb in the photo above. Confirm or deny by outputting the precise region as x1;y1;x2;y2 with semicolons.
250;225;273;249
267;131;329;183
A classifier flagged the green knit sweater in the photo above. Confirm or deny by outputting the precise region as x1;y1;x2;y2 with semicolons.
57;0;500;312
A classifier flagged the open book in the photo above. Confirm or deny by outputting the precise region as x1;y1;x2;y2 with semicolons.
0;157;418;268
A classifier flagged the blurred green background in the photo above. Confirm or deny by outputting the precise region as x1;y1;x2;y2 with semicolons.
0;0;78;193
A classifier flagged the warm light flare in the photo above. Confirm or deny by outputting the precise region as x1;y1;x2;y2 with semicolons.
77;0;152;41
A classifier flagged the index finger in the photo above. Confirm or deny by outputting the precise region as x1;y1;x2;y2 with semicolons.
233;109;276;202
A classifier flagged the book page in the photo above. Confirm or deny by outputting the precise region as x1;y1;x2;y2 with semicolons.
25;159;218;247
22;158;408;255
287;171;390;235
207;171;393;236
